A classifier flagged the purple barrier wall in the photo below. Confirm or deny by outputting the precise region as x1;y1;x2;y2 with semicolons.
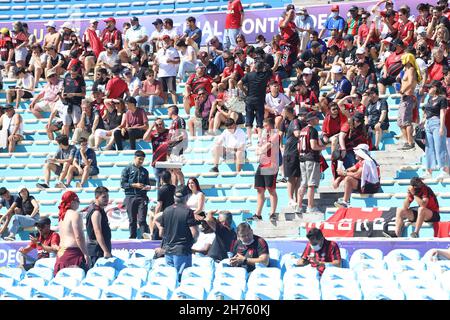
0;0;423;46
0;238;448;267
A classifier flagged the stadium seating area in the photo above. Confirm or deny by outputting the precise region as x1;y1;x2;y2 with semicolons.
0;248;449;300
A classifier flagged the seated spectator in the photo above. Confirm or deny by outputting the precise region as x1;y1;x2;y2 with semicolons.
71;99;104;146
320;65;352;113
191;220;216;256
208;36;225;72
113;96;149;150
430;248;450;260
65;137;99;188
66;49;84;76
294;79;320;112
351;60;377;96
176;39;197;81
188;87;215;137
219;52;244;91
378;38;405;95
28;44;45;88
364;88;389;150
0;28;14;76
0;187;40;241
105;65;129;99
198;51;220;81
0;105;23;153
36;135;77;189
59;22;81;58
18;217;60;270
318;44;340;87
394;177;441;238
94;98;125;151
95;42;119;76
46;103;65;140
229;222;269;272
80;19;103;75
321;102;349;150
202;210;236;262
337;93;366;118
210;118;246;173
11;21;29;70
138;69;164;114
295;228;341;275
300;41;325;70
265;80;294;129
29;70;62;119
339;35;357;67
90;89;106;117
426;47;449;84
6;67;34;109
357;12;379;48
186;178;205;216
183;65;213;115
209;95;245;134
0;187;19;215
92;68;110;93
333;144;381;208
45;45;67;77
123;67;141;98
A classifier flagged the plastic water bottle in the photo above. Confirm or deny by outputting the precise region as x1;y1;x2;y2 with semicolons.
227;252;233;259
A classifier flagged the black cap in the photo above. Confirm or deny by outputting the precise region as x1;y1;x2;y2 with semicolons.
365;87;379;95
298;107;309;116
311;41;320;48
152;18;163;25
124;96;137;105
349;6;358;11
175;185;189;198
131;16;139;22
3;104;14;110
343;34;354;41
352;112;365;122
392;38;405;47
35;217;51;228
293;61;305;70
306;111;319;122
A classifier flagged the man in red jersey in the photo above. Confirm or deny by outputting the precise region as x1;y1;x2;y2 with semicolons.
223;0;244;50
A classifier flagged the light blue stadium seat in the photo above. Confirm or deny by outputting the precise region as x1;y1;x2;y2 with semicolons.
280;252;302;272
245;285;282;300
268;248;281;268
339;248;349;268
405;288;449;300
172;284;206;300
0;278;15;295
132;249;155;259
426;261;450;278
0;268;24;284
114;276;144;290
54;267;85;282
387;260;426;274
349;249;384;268
137;284;171;300
357;269;395;283
34;257;56;270
81;276;111;290
363;286;405;300
181;266;214;282
117;268;148;287
283;285;321;300
147;275;178;293
174;7;189;13
86;266;116;282
33;284;66;300
440;270;450;294
384;249;420;263
50;276;82;292
192;256;215;270
26;267;53;282
189;6;203;12
2;286;33;300
351;260;387;273
102;284;135;300
283;267;320;282
248;267;281;283
148;266;178;291
19;277;47;290
250;2;266;8
125;257;152;269
322;286;363;300
69;286;102;300
207;284;244;300
321;267;356;282
94;257;125;271
112;249;130;261
152;257;170;268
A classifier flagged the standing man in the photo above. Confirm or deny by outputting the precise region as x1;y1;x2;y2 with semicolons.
204;210;236;262
54;191;89;275
143;117;170;186
297;112;326;213
223;0;244;50
155;35;180;105
158;185;199;274
100;17;122;52
398;53;420;150
167;105;188;185
319;5;346;38
253;118;280;221
120;150;152;239
295;7;314;54
85;186;112;268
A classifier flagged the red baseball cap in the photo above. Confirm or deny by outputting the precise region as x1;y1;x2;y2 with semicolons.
104;17;116;24
331;4;339;11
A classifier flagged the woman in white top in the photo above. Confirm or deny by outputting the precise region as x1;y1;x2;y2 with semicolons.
0;105;24;153
28;44;46;88
175;39;197;81
264;80;294;129
186;177;205;215
6;67;35;109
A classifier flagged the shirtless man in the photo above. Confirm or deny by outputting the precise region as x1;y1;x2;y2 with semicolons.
54;191;90;276
43;21;61;51
397;53;418;150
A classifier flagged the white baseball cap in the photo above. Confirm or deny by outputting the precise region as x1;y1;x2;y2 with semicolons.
89;19;99;24
44;21;56;28
356;47;365;55
331;65;343;74
417;26;426;35
302;67;313;75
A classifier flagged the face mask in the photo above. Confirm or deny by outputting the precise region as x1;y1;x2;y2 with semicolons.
347;12;351;18
332;12;339;18
132;25;139;30
242;238;254;246
312;244;322;251
300;15;306;21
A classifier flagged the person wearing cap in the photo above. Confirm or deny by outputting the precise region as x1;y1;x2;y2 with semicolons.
105;65;129;99
320;64;352;111
45;44;67;77
64;136;99;188
113;96;149;151
295;228;341;274
351;59;377;96
337;93;366;119
0;104;23;153
334;143;380;208
295;7;314;54
157;185;199;272
43;21;61;53
81;19;104;75
421;80;450;179
223;0;244;50
161;18;182;42
0;187;40;241
363;88;389;150
300;40;325;69
279;106;306;205
319;4;346;39
297;111;326;213
95;42;119;77
155;35;180;105
198;50;220;80
378;38;405;95
29;69;62;119
119;17;148;63
228;222;269;272
100;17;122;52
182;16;202;49
18;217;60;270
150;18;164;53
188;86;216;137
344;6;362;38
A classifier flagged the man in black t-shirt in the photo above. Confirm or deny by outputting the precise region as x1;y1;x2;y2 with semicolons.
300;41;324;69
158;185;199;275
229;223;269;272
238;61;272;144
363;88;389;150
150;171;176;240
204;210;236;262
339;35;357;66
92;68;110;93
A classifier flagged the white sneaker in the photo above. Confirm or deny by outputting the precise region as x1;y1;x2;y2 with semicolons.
288;199;297;207
420;172;433;179
306;207;321;213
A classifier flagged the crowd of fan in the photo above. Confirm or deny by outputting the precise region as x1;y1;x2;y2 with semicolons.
0;0;449;274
